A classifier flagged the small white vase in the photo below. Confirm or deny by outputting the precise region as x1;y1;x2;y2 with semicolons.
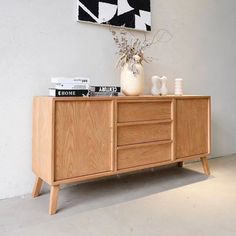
151;76;161;95
120;58;144;96
160;76;168;95
175;78;183;95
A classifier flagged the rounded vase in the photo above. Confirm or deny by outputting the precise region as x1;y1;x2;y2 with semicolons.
120;63;144;96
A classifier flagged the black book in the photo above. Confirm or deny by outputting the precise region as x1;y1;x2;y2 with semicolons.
49;88;89;97
90;86;121;93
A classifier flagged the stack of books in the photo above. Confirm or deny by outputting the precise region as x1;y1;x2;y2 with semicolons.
49;77;90;97
89;86;121;96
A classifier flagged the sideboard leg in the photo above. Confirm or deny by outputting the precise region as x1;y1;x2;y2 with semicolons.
32;177;43;198
177;162;183;167
49;185;60;215
200;157;211;176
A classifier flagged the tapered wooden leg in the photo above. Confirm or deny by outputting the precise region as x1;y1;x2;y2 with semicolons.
32;177;43;198
49;185;60;215
200;157;211;176
177;162;183;167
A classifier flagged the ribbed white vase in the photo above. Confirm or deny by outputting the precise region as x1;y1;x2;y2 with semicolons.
175;78;183;95
120;61;144;96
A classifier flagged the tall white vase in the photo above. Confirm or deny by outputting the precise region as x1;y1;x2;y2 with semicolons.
120;61;144;96
175;78;183;95
160;76;168;95
151;76;161;95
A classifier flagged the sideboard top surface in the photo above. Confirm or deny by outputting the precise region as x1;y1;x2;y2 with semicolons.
35;95;211;101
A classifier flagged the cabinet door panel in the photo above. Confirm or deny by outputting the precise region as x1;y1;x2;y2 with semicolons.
55;101;113;181
176;99;210;158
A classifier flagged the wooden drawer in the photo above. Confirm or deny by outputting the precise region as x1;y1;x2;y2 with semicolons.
118;122;171;146
117;142;172;170
118;101;172;122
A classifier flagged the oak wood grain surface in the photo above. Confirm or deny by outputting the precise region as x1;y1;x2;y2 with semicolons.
32;97;54;184
35;95;210;102
118;101;172;122
176;98;209;158
118;143;172;170
118;122;172;146
54;101;113;180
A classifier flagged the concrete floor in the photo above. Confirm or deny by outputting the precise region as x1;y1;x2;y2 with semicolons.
0;155;236;236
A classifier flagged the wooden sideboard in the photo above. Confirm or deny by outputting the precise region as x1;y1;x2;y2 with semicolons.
32;96;211;214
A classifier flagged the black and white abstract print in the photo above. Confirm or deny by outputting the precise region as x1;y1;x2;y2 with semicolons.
78;0;151;31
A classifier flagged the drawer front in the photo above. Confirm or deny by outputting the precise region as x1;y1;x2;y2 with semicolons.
118;101;172;123
118;123;171;146
118;143;171;170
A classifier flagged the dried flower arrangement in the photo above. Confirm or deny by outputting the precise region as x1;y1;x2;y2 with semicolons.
111;28;172;75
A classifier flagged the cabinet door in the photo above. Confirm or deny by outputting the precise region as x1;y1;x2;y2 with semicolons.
176;98;210;159
54;101;113;181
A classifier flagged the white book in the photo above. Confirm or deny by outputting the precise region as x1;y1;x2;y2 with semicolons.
55;83;90;90
51;77;90;84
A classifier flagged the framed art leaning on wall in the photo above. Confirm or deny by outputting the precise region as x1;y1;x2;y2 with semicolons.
77;0;151;31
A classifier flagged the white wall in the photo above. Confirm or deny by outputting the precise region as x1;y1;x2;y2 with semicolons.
0;0;235;199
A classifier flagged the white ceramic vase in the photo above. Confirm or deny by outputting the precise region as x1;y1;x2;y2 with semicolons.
160;76;168;95
175;78;183;95
151;75;161;95
120;58;144;96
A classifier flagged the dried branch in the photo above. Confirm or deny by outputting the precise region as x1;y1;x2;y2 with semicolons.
109;26;172;74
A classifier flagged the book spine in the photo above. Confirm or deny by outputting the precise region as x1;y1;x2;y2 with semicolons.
50;89;89;97
89;91;118;97
55;84;90;90
90;86;121;93
51;77;90;84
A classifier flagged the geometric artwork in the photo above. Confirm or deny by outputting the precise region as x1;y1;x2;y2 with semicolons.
78;0;151;31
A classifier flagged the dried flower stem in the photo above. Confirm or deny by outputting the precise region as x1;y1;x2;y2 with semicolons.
110;26;172;74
